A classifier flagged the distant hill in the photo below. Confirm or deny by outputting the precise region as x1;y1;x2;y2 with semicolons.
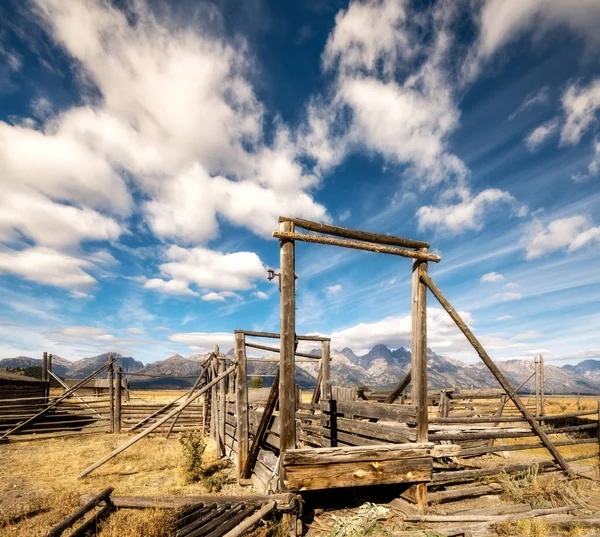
2;348;598;394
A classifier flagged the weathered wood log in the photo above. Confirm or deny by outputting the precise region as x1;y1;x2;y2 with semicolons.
81;494;297;511
77;364;235;479
0;357;116;441
204;505;257;537
404;504;578;523
245;342;320;359
165;356;213;439
218;352;226;458
221;501;276;537
108;360;114;434
235;333;249;480
421;272;571;476
282;456;432;491
234;330;329;342
460;437;598;458
432;460;558;483
272;231;442;262
176;504;231;537
427;483;502;503
385;370;411;404
282;443;460;465
242;367;279;479
278;216;430;249
321;340;331;401
47;487;113;537
69;503;113;537
279;221;296;454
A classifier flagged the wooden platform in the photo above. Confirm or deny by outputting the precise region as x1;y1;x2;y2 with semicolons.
280;443;460;491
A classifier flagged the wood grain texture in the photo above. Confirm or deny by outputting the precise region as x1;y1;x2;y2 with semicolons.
277;216;430;249
282;457;432;491
234;332;249;480
279;221;296;452
272;231;441;262
319;400;417;423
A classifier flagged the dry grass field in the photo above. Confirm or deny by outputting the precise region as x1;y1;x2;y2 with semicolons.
0;434;243;536
3;393;598;536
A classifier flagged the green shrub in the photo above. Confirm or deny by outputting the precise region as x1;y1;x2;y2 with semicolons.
179;431;206;483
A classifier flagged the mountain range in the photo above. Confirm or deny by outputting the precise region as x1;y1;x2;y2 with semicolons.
1;346;599;394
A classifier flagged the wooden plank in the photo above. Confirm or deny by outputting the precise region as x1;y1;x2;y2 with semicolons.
320;400;417;423
272;231;441;262
115;367;122;433
278;216;430;249
242;367;279;479
234;329;329;342
219;352;226;457
282;456;432;491
333;417;417;443
282;443;459;465
421;272;572;476
235;332;249;480
279;220;296;453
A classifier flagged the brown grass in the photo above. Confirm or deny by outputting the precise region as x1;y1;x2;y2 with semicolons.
0;433;238;536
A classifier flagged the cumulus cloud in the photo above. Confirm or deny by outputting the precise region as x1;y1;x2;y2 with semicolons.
144;278;197;297
481;272;504;283
525;118;559;151
157;246;265;292
0;0;328;291
417;189;526;235
169;331;234;353
524;215;600;259
253;291;269;300
0;247;97;289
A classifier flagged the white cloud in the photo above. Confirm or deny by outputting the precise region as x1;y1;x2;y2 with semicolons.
201;292;226;302
69;290;93;300
524;215;600;259
496;315;513;321
509;87;549;120
481;272;504;283
572;138;600;182
49;326;114;343
126;328;146;335
417;189;526;235
525;118;558;151
201;291;243;302
144;278;197;297
0;247;96;289
253;291;269;300
495;292;522;302
326;284;343;294
560;79;600;146
157;246;265;292
18;0;326;250
169;331;234;354
504;282;520;290
466;0;600;80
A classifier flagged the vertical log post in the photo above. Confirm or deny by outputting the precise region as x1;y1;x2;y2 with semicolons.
115;367;122;434
321;340;331;401
411;247;428;510
210;359;218;442
234;332;249;481
279;221;296;458
48;354;53;378
108;358;115;434
218;346;226;459
42;351;48;383
535;356;540;418
540;355;545;417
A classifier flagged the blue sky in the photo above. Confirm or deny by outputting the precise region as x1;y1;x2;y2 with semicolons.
1;0;600;365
